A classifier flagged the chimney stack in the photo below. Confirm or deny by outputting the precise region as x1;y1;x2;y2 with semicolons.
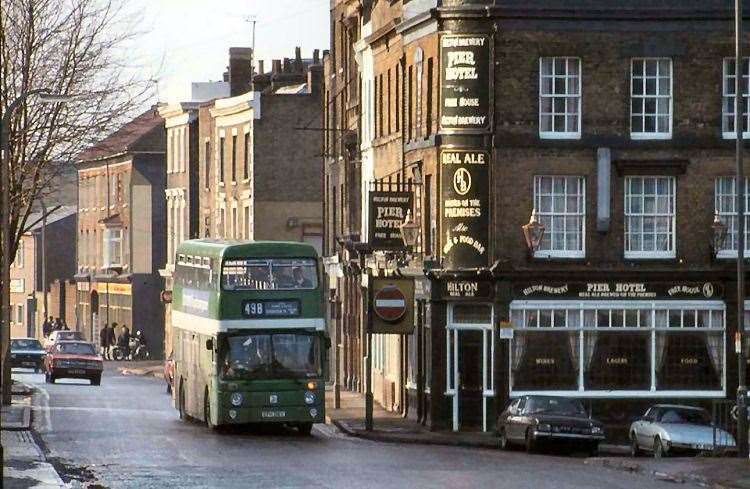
228;47;254;96
272;59;281;74
283;58;291;73
313;49;320;65
295;46;303;72
258;60;264;75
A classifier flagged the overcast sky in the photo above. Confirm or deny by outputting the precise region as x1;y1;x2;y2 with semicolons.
124;0;330;103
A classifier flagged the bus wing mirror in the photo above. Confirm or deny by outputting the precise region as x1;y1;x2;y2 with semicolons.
206;338;214;351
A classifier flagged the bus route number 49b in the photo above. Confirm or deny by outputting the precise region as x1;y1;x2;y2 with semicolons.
242;300;300;318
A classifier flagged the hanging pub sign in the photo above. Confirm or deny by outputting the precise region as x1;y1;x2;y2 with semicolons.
514;281;724;300
439;34;492;132
368;191;413;250
370;277;415;334
440;150;490;269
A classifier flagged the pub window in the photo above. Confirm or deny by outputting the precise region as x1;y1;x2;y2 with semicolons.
374;76;379;138
395;64;400;132
426;57;434;137
424;174;433;255
415;48;423;139
510;302;725;395
534;176;585;258
715;176;750;257
408;65;413;141
539;57;581;139
631;58;672;139
624;176;675;259
722;57;750;139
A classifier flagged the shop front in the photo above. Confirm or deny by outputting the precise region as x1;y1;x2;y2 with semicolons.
508;280;726;423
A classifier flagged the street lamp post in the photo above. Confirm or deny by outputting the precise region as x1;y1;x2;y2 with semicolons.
735;0;749;458
1;89;73;405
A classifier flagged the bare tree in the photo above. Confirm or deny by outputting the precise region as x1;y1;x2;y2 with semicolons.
0;0;154;400
1;0;154;264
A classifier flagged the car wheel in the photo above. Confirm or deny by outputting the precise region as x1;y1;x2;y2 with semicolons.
588;442;599;457
525;428;537;454
630;434;642;457
653;437;666;459
499;428;510;450
91;374;101;386
298;423;313;436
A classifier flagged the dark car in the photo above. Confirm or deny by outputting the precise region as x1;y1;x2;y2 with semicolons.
44;341;103;385
10;338;46;372
497;395;605;455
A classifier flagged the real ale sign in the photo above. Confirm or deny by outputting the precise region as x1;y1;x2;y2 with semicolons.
440;149;490;269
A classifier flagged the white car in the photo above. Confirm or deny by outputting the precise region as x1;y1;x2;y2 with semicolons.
629;404;736;458
44;330;83;350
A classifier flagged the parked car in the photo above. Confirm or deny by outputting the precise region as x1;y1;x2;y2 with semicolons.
629;404;736;458
164;352;174;394
497;395;605;455
44;341;103;385
44;330;83;350
10;338;46;372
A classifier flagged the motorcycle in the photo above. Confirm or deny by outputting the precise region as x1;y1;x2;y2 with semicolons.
111;337;149;361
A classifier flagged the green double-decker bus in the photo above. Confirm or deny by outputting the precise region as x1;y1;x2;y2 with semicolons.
171;240;327;434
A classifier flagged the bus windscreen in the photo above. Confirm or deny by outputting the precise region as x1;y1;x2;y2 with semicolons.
222;258;317;291
221;333;321;379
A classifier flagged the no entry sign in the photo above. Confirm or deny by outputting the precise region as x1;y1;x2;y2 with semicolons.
370;278;414;334
373;286;407;322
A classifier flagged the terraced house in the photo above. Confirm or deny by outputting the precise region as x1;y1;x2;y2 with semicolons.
323;0;750;437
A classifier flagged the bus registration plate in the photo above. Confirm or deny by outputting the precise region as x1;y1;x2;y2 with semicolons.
261;410;286;418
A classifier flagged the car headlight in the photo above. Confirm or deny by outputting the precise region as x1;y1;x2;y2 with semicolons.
537;423;551;432
591;426;603;434
304;391;316;405
230;392;243;407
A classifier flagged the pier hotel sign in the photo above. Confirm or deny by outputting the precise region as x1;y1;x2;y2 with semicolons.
439;34;492;132
516;281;722;300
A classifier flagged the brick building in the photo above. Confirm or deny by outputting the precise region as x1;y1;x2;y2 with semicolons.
159;47;324;356
74;108;166;354
9;206;77;339
324;0;750;435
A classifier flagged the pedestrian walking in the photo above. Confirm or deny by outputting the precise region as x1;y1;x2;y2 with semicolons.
53;318;63;331
118;325;131;360
42;317;53;337
100;324;112;360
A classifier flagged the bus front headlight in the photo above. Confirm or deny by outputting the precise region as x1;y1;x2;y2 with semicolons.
231;392;243;407
304;391;315;405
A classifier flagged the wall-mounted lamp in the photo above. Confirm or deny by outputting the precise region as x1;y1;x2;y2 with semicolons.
399;210;420;250
521;209;545;256
710;214;728;259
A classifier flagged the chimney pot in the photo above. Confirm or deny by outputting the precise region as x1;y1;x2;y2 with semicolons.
258;60;264;74
313;49;320;65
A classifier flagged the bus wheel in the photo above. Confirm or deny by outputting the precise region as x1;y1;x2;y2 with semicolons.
204;390;217;431
178;382;187;421
297;423;313;436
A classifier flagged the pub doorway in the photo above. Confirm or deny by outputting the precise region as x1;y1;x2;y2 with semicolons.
446;303;495;432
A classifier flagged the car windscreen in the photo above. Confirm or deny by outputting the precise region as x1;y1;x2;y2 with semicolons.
524;397;587;416
56;343;96;356
659;408;711;425
221;333;321;380
222;258;318;291
11;339;43;350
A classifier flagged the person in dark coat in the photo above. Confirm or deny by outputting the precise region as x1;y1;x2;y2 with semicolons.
100;323;114;360
118;325;131;360
42;317;53;337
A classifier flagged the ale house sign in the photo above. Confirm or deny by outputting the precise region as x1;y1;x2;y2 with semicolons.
439;34;492;132
440;150;490;269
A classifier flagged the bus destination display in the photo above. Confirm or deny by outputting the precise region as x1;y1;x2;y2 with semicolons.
242;300;300;318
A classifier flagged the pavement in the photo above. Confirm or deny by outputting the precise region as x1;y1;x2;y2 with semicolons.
2;380;65;489
325;388;750;489
8;363;682;489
